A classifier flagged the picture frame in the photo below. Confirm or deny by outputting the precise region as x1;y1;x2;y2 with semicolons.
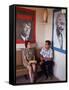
16;6;36;44
9;4;67;85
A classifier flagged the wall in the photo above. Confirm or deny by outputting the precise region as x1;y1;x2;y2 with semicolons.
53;51;66;80
44;9;53;41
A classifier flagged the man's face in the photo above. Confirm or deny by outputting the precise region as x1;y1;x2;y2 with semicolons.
45;42;50;49
23;23;31;37
56;13;65;34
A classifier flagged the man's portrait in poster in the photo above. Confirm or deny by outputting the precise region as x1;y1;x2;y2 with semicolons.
53;10;66;51
16;7;36;43
16;20;33;41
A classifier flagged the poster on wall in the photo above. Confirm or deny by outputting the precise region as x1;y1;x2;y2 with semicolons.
53;9;66;52
16;7;36;44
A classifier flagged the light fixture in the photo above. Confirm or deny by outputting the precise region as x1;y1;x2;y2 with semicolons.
43;9;48;23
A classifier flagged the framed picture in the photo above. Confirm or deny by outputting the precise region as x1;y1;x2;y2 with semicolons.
16;7;36;43
9;4;67;85
53;9;66;53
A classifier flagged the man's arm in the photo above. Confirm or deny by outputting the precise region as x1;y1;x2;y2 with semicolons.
40;56;53;61
40;55;45;64
44;57;53;61
45;49;53;61
40;55;44;61
40;48;45;61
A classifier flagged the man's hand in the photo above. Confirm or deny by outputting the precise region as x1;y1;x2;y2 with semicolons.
40;61;44;65
44;57;52;61
40;56;45;61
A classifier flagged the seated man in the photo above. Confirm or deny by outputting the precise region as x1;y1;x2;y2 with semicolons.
40;40;53;79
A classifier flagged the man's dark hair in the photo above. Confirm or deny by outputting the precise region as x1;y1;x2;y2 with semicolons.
45;40;51;45
25;40;31;48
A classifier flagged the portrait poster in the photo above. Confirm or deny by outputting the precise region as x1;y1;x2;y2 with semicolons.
16;7;36;43
53;9;66;52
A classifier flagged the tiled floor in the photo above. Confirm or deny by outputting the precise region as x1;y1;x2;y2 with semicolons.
16;72;60;84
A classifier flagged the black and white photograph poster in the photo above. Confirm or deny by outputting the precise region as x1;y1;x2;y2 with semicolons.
53;9;66;51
